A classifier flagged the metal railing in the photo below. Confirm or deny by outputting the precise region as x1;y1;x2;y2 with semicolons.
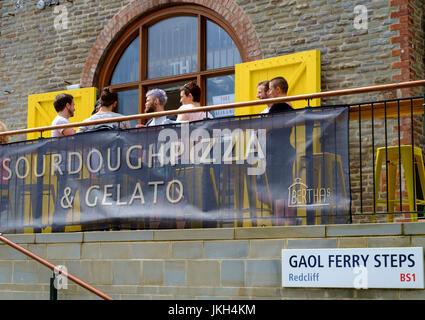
0;233;113;300
0;80;424;225
0;79;425;139
348;95;425;223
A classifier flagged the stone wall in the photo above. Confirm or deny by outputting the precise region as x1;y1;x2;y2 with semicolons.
0;223;425;300
1;0;424;134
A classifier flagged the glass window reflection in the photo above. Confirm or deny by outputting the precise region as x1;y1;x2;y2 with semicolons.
117;89;139;128
111;37;139;85
206;74;235;118
148;17;198;79
206;20;241;70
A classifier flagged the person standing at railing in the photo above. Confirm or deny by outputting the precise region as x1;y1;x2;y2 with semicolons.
257;80;272;114
72;88;131;230
51;94;77;231
77;87;131;132
52;93;76;137
176;81;212;122
266;76;295;225
267;76;292;113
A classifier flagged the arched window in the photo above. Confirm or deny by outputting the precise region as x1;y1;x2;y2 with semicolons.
97;5;244;124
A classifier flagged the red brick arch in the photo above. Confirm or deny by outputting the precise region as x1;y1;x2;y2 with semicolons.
80;0;262;87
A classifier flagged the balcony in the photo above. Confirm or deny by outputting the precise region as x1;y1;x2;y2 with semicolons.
0;81;424;233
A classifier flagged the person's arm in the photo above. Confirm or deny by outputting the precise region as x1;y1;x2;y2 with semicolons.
176;105;189;122
177;113;189;121
62;128;76;135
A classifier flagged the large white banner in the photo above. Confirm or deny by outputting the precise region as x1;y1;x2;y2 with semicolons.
282;247;424;289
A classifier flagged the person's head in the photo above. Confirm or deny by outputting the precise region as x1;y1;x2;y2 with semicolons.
0;121;10;144
53;93;75;118
180;81;201;105
145;89;168;114
257;80;269;99
268;77;289;98
100;87;118;111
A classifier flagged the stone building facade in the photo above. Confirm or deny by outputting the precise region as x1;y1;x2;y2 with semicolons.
0;0;423;132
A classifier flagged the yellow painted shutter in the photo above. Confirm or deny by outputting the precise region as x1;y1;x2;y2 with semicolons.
234;50;321;115
27;87;97;140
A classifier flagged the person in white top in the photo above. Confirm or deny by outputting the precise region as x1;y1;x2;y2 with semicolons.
77;87;131;133
51;93;76;137
176;81;212;122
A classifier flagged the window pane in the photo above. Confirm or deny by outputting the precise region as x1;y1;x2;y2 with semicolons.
111;37;139;85
117;89;139;127
148;17;198;79
206;20;241;70
206;74;235;118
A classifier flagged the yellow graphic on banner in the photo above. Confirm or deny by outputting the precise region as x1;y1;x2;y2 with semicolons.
27;87;97;141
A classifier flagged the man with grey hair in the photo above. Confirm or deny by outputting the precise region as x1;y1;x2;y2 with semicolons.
145;88;175;126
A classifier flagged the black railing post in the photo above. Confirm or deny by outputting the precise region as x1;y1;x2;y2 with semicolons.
50;272;57;300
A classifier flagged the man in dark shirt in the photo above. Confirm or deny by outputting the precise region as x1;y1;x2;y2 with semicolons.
266;76;295;225
267;76;292;113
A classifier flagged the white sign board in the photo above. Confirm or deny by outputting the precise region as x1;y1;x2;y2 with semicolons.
212;94;235;118
282;247;424;289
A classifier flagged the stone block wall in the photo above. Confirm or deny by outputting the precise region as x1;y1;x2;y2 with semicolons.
0;223;425;300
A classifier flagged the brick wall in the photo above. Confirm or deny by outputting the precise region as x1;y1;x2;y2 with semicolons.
0;223;425;300
391;0;425;97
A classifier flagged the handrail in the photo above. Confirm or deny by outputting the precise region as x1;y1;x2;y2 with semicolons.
1;79;425;138
0;233;114;300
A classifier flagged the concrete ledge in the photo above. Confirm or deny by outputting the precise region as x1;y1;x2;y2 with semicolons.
2;223;423;245
153;228;234;241
326;223;402;237
403;222;425;235
84;230;154;242
287;238;338;249
35;232;83;243
235;226;326;239
1;234;35;244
